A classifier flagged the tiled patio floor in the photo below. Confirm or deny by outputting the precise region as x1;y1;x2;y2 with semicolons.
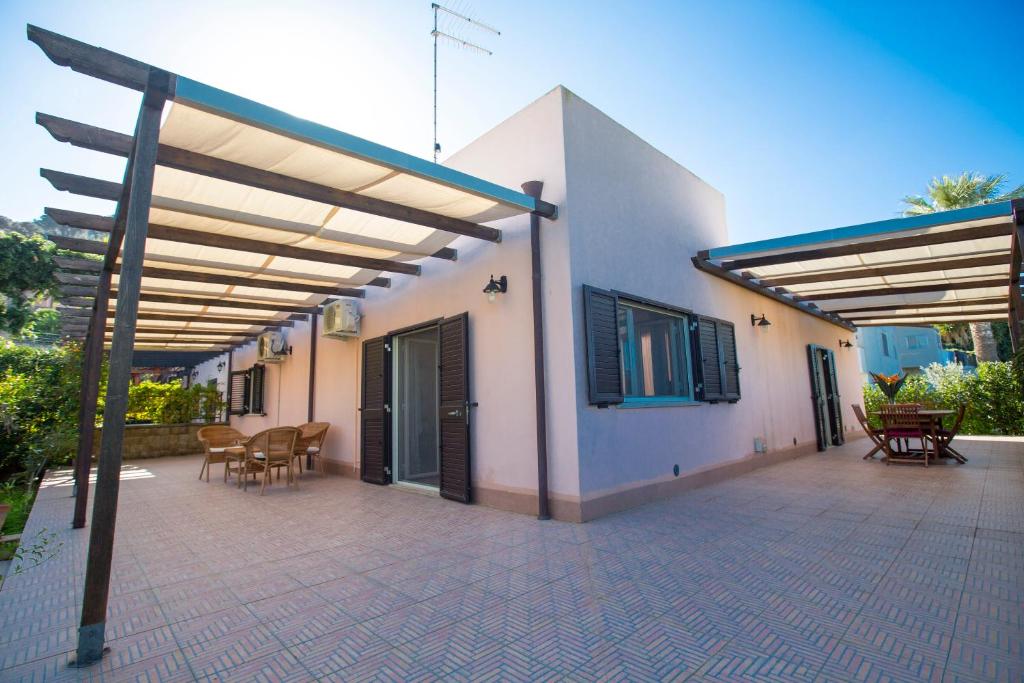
1;437;1022;682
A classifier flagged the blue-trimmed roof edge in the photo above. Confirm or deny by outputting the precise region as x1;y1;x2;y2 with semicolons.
707;201;1014;260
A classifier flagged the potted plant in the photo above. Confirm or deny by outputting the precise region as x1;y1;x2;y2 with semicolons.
870;372;906;404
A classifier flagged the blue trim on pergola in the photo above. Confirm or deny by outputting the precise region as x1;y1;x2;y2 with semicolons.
707;201;1014;260
173;76;538;213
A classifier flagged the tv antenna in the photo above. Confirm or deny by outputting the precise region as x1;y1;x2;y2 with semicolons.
431;3;500;162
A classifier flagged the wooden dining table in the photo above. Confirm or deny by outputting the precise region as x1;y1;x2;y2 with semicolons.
871;408;964;463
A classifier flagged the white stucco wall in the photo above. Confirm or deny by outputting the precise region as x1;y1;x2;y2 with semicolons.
185;86;864;518
559;92;862;500
190;87;577;504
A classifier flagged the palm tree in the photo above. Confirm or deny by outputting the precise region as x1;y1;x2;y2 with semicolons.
901;173;1024;362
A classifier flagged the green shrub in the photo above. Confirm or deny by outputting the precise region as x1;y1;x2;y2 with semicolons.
862;361;1024;435
117;380;226;425
0;341;80;481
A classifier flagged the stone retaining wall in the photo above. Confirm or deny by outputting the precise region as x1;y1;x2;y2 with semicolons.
90;423;222;460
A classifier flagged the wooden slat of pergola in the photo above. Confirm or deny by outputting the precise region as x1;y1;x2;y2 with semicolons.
42;172;424;276
715;222;1013;271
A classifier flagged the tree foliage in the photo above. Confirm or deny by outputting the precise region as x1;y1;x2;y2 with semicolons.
0;341;81;482
862;361;1024;436
901;172;1024;215
0;231;58;335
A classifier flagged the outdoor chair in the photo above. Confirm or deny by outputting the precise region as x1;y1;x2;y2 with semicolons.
879;404;929;466
931;404;968;463
294;422;330;476
852;404;885;460
240;427;301;495
196;425;247;482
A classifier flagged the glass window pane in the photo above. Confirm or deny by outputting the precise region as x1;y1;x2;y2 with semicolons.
618;302;692;400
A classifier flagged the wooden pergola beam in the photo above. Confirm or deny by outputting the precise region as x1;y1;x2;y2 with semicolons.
826;296;1009;315
690;256;856;331
56;272;99;286
715;223;1014;271
59;285;97;297
796;278;1007;302
37;114;502;243
848;308;1008;322
855;318;1006;327
55;256;102;272
48;234;107;255
757;254;1011;287
110;325;259;337
40;194;422;276
112;312;295;327
132;266;365;298
115;291;319;314
28;24;166;92
47;208;392;289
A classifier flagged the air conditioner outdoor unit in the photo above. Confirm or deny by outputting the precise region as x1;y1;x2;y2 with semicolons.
256;331;290;363
322;299;361;339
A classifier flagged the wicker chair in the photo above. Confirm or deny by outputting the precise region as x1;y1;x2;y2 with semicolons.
196;425;247;482
852;404;885;460
241;427;301;495
879;404;928;466
293;422;330;476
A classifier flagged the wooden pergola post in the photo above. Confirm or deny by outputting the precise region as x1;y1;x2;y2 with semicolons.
1010;199;1024;353
75;70;169;665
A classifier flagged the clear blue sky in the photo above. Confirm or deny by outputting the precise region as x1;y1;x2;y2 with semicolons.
1;0;1021;244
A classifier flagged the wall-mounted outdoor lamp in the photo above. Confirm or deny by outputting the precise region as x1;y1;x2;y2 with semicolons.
216;361;226;371
190;369;199;380
839;339;854;348
750;313;771;328
483;274;508;303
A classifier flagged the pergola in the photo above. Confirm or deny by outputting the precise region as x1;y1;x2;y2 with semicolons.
28;25;556;664
693;200;1024;343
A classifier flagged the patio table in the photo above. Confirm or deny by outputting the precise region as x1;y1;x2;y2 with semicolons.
871;409;958;463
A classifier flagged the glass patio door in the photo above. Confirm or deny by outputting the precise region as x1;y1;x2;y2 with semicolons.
393;327;440;488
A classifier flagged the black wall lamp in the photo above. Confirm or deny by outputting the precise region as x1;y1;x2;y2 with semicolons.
216;361;226;371
839;339;854;348
483;274;508;303
751;313;771;328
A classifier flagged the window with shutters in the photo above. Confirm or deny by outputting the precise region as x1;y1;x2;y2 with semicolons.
584;285;740;407
228;365;266;416
617;301;694;403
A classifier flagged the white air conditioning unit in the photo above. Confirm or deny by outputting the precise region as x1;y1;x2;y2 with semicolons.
322;299;361;339
257;331;290;363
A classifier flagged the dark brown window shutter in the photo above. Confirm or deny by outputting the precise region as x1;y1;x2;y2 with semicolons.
438;313;471;503
696;316;724;401
228;370;247;415
807;345;828;451
250;364;266;415
719;321;740;402
583;285;624;405
360;336;391;485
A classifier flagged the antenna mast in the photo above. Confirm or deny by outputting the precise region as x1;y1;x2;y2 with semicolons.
431;3;500;163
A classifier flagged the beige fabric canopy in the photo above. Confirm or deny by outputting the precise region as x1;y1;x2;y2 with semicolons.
695;201;1022;331
41;57;554;350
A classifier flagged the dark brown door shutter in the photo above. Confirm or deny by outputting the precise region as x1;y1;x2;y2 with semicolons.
719;322;740;402
823;348;844;445
583;285;623;405
360;336;391;485
228;370;248;415
807;345;828;451
696;316;724;402
438;313;471;503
